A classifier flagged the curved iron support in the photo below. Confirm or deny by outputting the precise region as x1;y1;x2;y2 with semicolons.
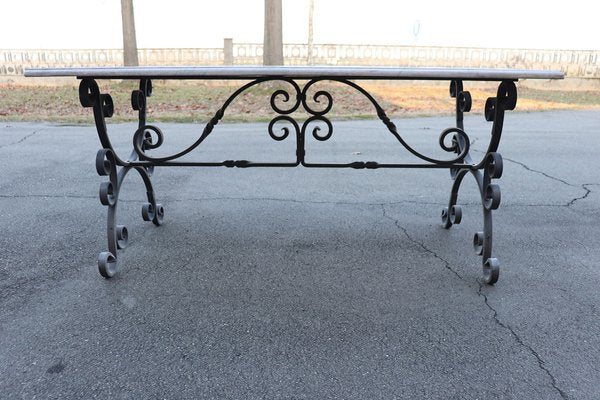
79;79;123;165
126;78;471;167
132;78;302;163
95;149;164;277
315;78;471;166
82;79;164;278
442;80;516;284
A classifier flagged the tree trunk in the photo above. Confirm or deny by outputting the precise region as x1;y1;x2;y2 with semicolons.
307;0;314;65
263;0;283;65
121;0;139;66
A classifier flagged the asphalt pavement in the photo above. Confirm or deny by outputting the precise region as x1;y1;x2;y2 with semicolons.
1;110;599;399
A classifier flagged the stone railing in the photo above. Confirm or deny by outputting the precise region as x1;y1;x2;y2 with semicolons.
0;48;223;75
3;44;599;78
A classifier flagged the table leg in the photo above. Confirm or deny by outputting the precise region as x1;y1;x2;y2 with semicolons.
79;78;163;278
442;80;517;284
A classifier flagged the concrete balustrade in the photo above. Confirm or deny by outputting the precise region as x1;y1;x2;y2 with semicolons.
3;43;599;78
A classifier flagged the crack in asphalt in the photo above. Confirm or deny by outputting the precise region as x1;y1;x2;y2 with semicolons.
380;203;569;400
501;156;575;187
477;285;570;400
470;145;595;208
565;183;592;207
501;155;593;208
0;129;44;149
380;204;465;281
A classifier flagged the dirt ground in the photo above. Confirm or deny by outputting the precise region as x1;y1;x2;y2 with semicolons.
1;80;599;123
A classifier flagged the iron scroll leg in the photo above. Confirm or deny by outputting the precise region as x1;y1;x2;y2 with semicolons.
441;80;516;284
441;80;472;230
441;80;472;229
80;78;163;278
95;153;163;278
132;79;165;229
477;152;503;284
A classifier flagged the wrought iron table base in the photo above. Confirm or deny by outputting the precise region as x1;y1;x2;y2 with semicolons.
78;77;516;284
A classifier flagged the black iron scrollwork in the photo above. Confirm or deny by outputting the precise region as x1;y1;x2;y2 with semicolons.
132;79;303;163
81;78;163;277
268;116;300;141
81;76;517;283
94;147;163;278
441;79;517;284
127;78;472;167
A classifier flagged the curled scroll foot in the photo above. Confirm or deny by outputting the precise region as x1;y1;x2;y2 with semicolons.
98;251;118;279
483;258;500;285
153;203;164;226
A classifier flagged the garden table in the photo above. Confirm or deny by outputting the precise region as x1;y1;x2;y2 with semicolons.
24;66;564;283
